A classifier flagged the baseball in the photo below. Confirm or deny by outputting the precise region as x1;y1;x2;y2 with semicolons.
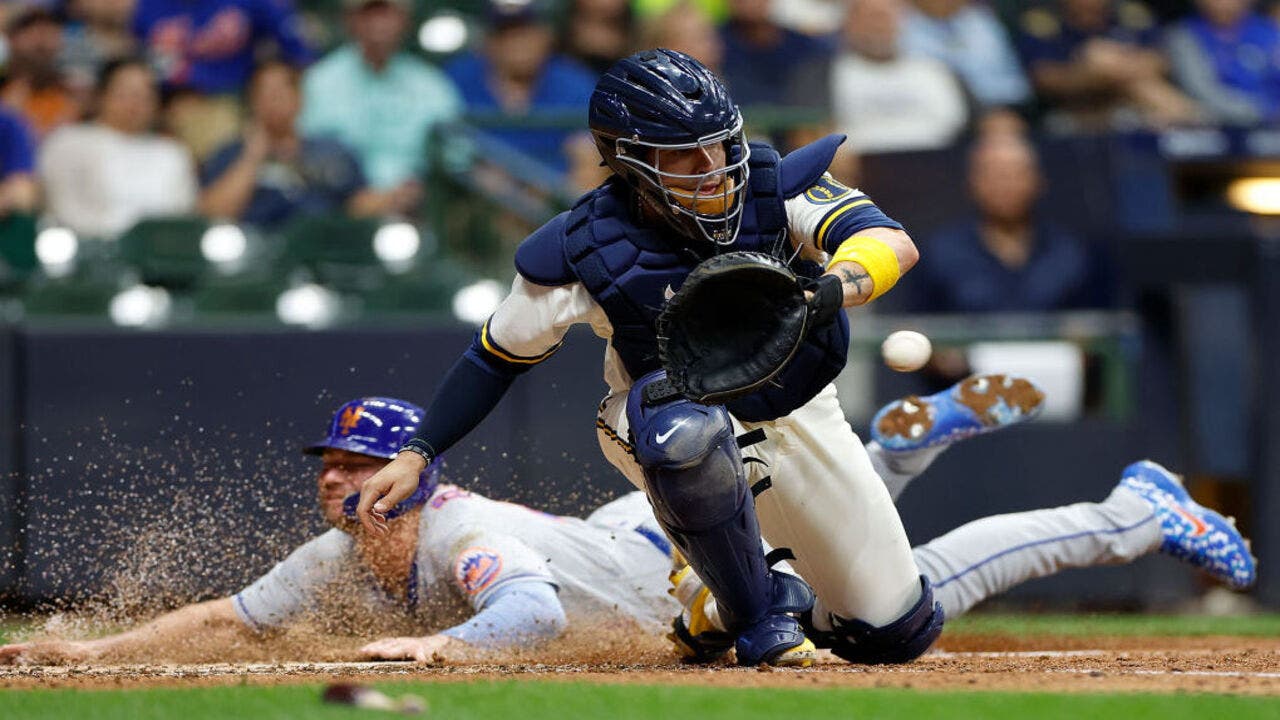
881;330;932;372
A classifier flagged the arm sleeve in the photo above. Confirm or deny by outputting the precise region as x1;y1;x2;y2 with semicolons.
438;580;566;650
785;174;905;256
414;276;594;455
200;143;241;187
257;0;314;66
0;114;35;177
231;530;353;632
332;142;368;199
1165;26;1262;125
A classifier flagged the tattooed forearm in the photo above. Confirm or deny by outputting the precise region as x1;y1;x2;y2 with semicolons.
837;267;872;304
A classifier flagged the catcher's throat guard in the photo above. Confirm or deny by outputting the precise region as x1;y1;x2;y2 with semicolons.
657;252;810;405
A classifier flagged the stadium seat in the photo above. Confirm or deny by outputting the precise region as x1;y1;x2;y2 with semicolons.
279;214;385;293
21;274;119;318
191;274;290;319
117;216;212;290
0;214;38;290
360;258;478;316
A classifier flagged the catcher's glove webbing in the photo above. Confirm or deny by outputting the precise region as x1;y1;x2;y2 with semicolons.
657;252;843;405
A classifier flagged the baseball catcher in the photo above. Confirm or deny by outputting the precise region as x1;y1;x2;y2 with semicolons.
357;48;948;668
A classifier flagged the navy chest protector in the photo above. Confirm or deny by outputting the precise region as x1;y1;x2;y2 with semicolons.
560;142;849;422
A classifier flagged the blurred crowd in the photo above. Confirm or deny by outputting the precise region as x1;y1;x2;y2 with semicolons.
0;0;1277;317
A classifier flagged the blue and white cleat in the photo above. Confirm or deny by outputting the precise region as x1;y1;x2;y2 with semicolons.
1120;460;1257;590
871;374;1046;452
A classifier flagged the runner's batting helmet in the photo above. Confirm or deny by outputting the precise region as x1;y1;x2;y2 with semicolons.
304;397;441;519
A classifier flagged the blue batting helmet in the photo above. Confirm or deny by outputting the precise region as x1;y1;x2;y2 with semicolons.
589;49;748;246
305;397;441;520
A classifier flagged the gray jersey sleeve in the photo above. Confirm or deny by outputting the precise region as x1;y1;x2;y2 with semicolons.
231;529;356;631
424;495;558;611
445;532;558;611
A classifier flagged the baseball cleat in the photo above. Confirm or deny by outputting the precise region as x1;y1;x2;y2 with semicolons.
1120;460;1258;590
871;374;1045;452
734;614;816;667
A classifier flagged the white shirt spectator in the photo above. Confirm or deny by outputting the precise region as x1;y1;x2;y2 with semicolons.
39;123;197;240
830;52;969;154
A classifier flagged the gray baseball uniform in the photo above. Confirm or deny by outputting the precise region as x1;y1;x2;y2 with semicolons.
234;456;1163;641
232;486;674;635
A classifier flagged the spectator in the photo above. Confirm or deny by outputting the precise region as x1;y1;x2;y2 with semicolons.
718;0;833;107
771;0;846;37
39;58;197;240
908;132;1113;313
642;0;724;72
301;0;460;195
60;0;140;97
633;0;728;23
902;0;1032;109
563;0;634;75
1017;0;1199;131
0;106;38;218
444;1;597;174
200;61;413;230
809;0;969;154
133;0;314;159
1;8;81;139
1166;0;1280;125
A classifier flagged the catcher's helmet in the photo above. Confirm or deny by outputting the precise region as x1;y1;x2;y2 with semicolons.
589;49;749;246
305;397;441;518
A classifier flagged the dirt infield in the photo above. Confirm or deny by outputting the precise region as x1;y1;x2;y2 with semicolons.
3;634;1277;696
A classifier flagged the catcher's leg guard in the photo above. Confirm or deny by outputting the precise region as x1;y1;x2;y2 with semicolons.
627;371;773;631
805;576;945;665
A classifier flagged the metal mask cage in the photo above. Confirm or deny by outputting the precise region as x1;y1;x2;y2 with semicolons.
612;119;751;246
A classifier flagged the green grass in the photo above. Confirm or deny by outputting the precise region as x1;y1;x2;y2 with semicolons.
2;681;1277;720
947;612;1280;637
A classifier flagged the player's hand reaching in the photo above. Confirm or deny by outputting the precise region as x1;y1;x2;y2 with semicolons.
0;639;98;666
356;452;427;535
359;634;459;664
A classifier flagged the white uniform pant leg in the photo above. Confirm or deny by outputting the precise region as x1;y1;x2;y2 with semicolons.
596;391;648;490
911;486;1162;618
742;385;923;627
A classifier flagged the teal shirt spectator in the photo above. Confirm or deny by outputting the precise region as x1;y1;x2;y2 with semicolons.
300;45;463;189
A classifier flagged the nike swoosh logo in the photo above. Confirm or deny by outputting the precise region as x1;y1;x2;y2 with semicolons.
663;285;675;301
655;419;687;444
1173;506;1209;537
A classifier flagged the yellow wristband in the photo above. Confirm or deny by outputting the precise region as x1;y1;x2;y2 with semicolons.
826;235;901;301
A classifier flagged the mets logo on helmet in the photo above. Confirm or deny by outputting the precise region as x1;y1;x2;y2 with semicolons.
337;405;365;435
454;547;503;596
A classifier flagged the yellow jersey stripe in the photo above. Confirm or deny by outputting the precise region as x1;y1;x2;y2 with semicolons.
815;198;873;247
480;321;560;365
596;417;634;454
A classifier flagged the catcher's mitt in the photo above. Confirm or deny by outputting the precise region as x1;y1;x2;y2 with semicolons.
657;252;841;405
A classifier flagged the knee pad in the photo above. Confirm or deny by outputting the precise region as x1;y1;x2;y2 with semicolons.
812;576;945;665
627;371;771;629
627;371;745;532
